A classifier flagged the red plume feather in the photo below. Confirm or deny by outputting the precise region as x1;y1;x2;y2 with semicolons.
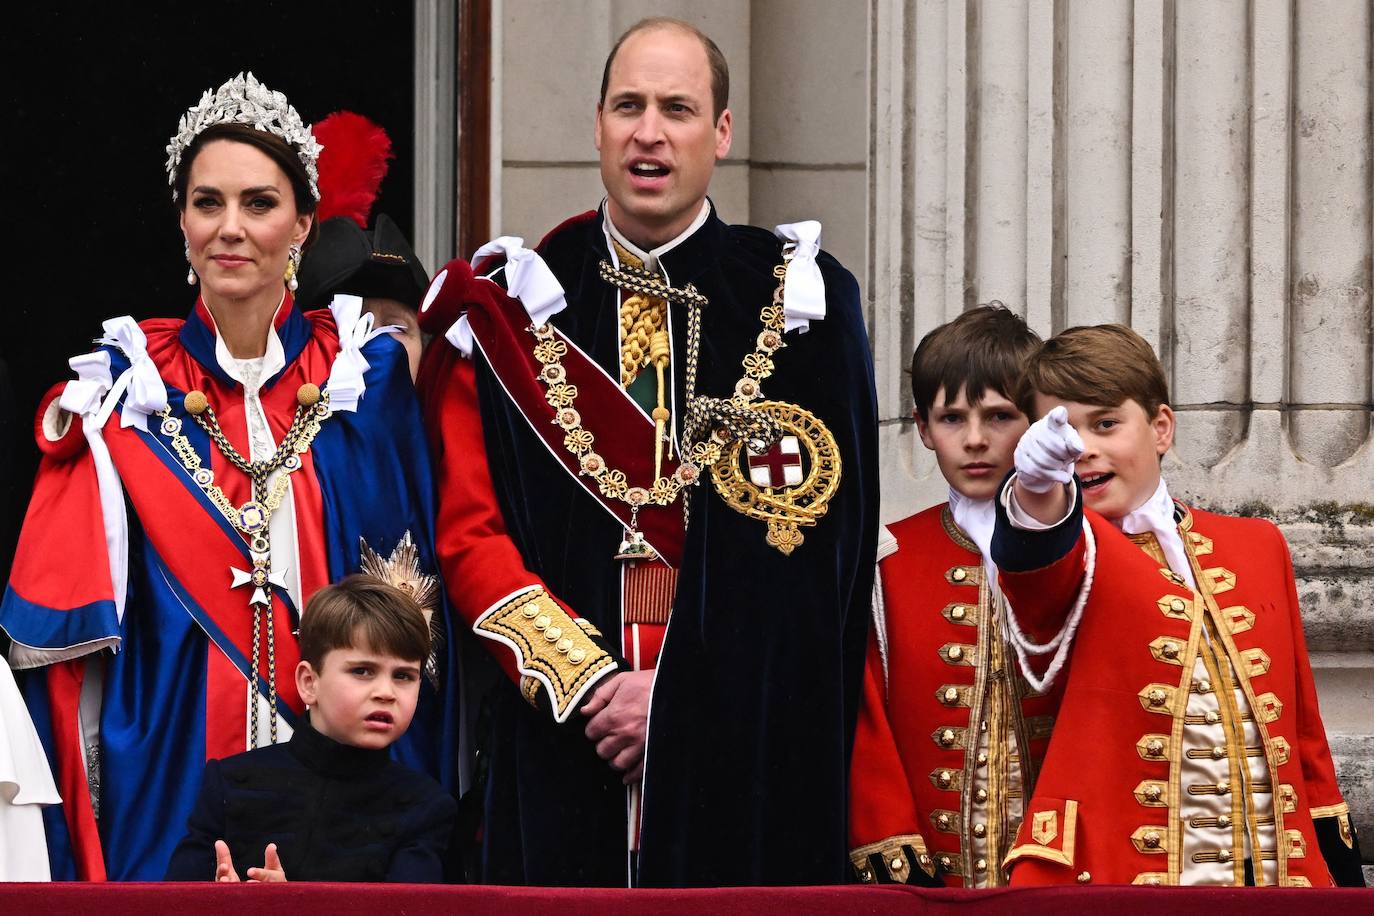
313;111;393;227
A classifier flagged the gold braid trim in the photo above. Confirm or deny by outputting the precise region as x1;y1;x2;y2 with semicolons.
849;833;935;883
475;588;616;721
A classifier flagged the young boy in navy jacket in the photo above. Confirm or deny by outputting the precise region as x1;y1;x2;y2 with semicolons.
166;575;456;882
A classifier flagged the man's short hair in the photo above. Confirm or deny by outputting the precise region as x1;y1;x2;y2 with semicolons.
299;575;430;669
599;17;730;121
1016;324;1170;420
910;303;1041;421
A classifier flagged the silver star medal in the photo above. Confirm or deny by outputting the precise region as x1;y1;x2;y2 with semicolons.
230;555;289;608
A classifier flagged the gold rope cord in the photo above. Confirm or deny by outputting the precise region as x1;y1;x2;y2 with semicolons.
614;244;669;387
613;242;674;475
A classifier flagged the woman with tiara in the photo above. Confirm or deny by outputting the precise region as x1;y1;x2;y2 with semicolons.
0;74;458;881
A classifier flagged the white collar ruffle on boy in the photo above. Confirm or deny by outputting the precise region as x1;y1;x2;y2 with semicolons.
948;486;999;593
1114;477;1195;589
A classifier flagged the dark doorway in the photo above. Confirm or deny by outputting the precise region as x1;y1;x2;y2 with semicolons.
0;2;416;582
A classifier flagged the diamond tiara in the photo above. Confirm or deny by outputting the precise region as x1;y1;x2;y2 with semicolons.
165;72;322;202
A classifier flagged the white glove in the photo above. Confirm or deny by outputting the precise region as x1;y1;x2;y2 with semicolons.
1014;406;1085;494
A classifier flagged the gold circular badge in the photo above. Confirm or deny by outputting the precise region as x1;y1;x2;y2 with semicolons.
708;400;842;555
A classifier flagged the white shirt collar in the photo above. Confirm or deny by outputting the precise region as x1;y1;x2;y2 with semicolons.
205;293;289;392
1115;476;1195;588
602;200;712;276
948;486;999;593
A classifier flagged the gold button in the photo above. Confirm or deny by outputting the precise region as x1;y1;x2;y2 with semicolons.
1211;746;1226;760
858;867;873;883
937;770;953;788
1196;679;1212;693
890;857;905;872
1146;739;1165;757
1161;642;1179;659
533;614;551;630
1217;815;1231;828
521;603;540;619
975;788;988;804
973;823;987;838
556;637;573;653
939;855;953;871
943;687;960;704
1169;598;1187;613
1218;849;1233;863
951;606;966;621
1145;785;1163;801
1143;832;1161;849
1148;878;1162;887
939;729;957;747
544;625;562;642
919;854;933;867
980;719;988;732
936;813;952;830
1077;871;1091;884
568;648;586;665
952;568;968;582
1217;781;1230;795
1148;689;1167;706
947;645;964;661
1205;711;1221;724
976;752;989;767
975;858;988;873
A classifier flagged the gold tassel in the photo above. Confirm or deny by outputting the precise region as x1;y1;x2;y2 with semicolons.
650;329;672;475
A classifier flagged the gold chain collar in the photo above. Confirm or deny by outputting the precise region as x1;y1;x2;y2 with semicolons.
156;382;332;747
528;261;791;513
159;384;330;537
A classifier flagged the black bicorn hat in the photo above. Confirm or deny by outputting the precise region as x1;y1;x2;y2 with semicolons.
294;214;429;311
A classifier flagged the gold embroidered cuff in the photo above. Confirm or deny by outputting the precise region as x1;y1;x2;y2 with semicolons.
849;833;934;883
475;587;617;722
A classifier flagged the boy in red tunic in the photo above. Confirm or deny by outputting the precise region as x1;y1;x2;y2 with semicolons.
849;305;1067;887
992;324;1363;886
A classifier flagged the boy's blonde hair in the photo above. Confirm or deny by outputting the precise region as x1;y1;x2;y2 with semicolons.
1017;324;1170;420
299;575;430;669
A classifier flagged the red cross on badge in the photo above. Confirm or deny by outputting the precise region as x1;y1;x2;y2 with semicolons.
747;436;803;489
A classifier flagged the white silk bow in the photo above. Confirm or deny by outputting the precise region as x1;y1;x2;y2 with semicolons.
97;317;168;431
473;236;567;324
773;221;827;334
443;238;569;358
326;294;400;413
60;352;114;418
52;334;134;628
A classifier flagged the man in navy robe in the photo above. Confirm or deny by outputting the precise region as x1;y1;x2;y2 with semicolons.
419;16;877;887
